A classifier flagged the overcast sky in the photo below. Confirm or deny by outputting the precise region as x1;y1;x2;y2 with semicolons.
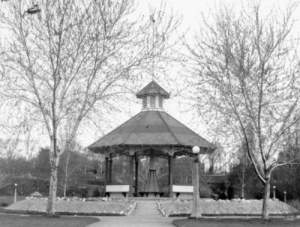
1;0;299;156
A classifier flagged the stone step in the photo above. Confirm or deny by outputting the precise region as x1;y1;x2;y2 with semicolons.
131;201;163;217
134;210;161;213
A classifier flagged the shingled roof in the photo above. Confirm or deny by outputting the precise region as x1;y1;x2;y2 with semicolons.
136;81;170;99
88;111;215;154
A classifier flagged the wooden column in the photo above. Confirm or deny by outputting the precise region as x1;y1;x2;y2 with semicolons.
129;154;134;197
169;155;173;198
135;155;139;196
105;157;109;187
108;154;113;184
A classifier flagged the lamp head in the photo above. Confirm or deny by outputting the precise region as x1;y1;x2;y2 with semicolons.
192;146;200;154
15;183;17;187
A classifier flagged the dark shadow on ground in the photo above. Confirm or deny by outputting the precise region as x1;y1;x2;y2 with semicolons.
0;214;98;227
173;218;300;227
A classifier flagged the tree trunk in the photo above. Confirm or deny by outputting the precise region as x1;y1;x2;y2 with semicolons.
46;133;59;216
46;161;59;216
240;165;245;199
63;153;70;198
63;181;67;198
241;183;245;199
262;177;271;220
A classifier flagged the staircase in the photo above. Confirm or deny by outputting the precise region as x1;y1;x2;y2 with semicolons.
127;200;178;227
89;200;182;227
132;200;162;217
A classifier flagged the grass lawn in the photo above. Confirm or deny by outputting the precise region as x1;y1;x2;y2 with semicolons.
173;218;300;227
0;214;98;227
160;199;297;216
0;196;27;213
0;196;26;206
6;198;135;215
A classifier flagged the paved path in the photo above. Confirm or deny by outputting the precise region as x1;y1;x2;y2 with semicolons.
88;200;184;227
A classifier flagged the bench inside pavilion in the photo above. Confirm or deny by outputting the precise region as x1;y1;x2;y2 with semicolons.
88;81;215;198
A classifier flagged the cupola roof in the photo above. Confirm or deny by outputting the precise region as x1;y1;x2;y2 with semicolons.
136;81;170;99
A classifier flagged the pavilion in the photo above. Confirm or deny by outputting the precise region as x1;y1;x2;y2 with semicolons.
88;81;216;198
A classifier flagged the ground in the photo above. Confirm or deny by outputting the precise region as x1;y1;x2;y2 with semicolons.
160;199;297;216
0;214;98;227
5;197;135;215
1;197;300;227
173;218;300;227
0;196;26;206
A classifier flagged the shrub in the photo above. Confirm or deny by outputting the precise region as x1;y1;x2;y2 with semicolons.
79;188;88;198
288;200;300;213
200;186;213;198
92;188;100;197
1;202;9;207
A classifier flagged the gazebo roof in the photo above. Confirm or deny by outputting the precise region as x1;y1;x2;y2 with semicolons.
88;110;215;155
136;81;170;99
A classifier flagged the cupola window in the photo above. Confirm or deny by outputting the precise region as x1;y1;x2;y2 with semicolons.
143;97;147;108
150;96;155;107
159;96;163;108
136;81;170;111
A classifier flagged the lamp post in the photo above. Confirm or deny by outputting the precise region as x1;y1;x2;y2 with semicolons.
273;186;276;199
190;146;202;219
14;183;17;203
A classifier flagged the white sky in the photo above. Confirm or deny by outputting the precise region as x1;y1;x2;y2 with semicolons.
1;0;299;158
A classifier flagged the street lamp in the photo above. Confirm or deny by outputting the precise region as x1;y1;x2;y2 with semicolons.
26;4;41;14
190;146;202;219
273;186;276;199
14;183;17;203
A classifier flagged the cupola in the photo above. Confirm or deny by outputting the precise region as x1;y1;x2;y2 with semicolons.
136;81;170;111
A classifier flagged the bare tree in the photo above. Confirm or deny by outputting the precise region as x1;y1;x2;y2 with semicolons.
0;173;9;190
207;144;225;174
229;143;258;199
0;134;21;164
58;149;82;197
85;150;105;176
0;0;180;215
58;126;83;198
0;104;28;177
173;157;193;184
187;1;300;220
22;121;38;161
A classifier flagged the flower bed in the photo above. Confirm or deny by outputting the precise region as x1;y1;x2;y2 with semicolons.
159;199;298;217
5;197;136;216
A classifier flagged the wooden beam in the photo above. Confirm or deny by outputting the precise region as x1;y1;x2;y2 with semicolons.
105;157;109;188
135;154;139;196
108;154;113;184
169;155;173;198
129;154;134;197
